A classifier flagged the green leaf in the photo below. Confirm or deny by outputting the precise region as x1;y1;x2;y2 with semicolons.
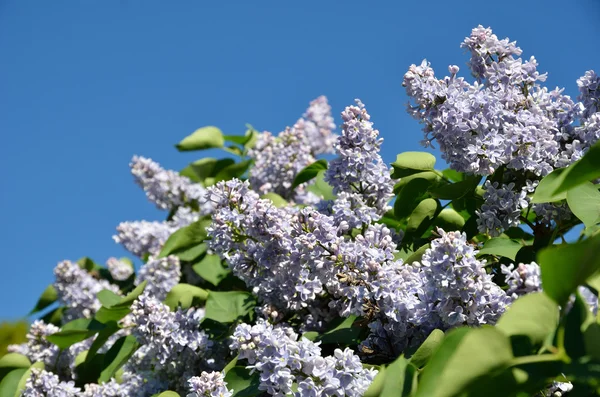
567;182;600;228
29;285;58;315
182;158;236;182
442;169;464;182
416;327;513;397
539;233;600;305
394;171;441;195
433;208;466;231
223;355;238;374
306;171;335;200
407;198;440;233
0;369;27;397
496;292;559;346
261;193;287;208
46;319;105;349
97;290;122;307
192;254;230;286
176;126;225;151
292;160;328;190
394;178;433;220
210;160;253;184
94;281;147;323
173;242;208;262
155;392;180;397
205;291;256;323
86;321;121;360
477;238;523;261
391;152;437;178
553;140;600;194
364;366;386;397
158;218;211;258
319;316;362;345
409;329;444;368
224;366;261;397
99;335;139;383
379;356;411;397
405;243;430;264
531;168;568;203
13;361;44;397
0;354;30;371
564;292;596;359
164;284;209;310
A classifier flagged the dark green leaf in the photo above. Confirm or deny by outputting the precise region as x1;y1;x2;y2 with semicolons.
173;242;208;262
176;126;225;151
409;329;444;368
99;335;139;383
566;182;600;228
224;366;261;397
394;171;441;195
496;292;559;346
564;292;596;360
428;175;481;200
394;178;433;220
539;233;600;305
531;168;568;203
46;319;105;349
292;160;328;190
477;238;523;261
29;285;58;315
210;160;252;184
182;158;236;183
192;254;230;286
391;152;437;178
415;327;513;397
158;218;211;258
164;284;209;310
205;291;256;323
319;316;362;345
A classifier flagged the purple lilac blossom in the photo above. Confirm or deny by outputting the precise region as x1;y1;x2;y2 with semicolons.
186;371;233;397
134;255;181;300
302;95;337;155
106;257;134;281
22;368;81;397
230;320;377;397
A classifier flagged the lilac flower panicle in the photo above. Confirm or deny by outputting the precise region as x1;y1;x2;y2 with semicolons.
476;181;531;237
130;155;212;213
80;379;124;397
230;320;377;397
187;371;232;397
54;260;121;322
302;95;337;155
135;255;181;300
500;262;542;299
106;257;134;281
9;320;59;367
22;368;81;397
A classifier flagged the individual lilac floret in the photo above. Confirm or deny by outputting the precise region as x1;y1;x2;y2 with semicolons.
325;100;394;226
125;293;213;395
54;260;121;322
476;181;530;237
533;202;572;226
248;126;315;199
131;155;212;213
302;95;337;155
403;26;578;176
22;368;81;397
230;320;377;397
500;262;542;299
106;257;134;281
135;255;181;301
114;207;199;258
187;371;232;397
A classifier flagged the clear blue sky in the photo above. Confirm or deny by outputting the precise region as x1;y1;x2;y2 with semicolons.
1;1;599;320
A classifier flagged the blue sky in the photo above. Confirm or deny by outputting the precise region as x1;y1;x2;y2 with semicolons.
1;1;599;320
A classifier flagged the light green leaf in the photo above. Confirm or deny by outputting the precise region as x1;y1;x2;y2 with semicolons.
391;152;437;178
292;160;328;190
416;327;513;397
428;175;481;200
261;193;287;208
155;392;180;397
94;281;147;323
476;238;523;261
192;254;230;286
46;319;105;349
566;182;600;228
99;335;139;383
379;356;411;397
539;233;600;305
409;329;444;368
164;284;209;310
363;366;386;397
205;291;256;323
176;126;224;151
182;158;236;182
306;171;335;201
433;208;466;232
97;290;122;307
405;243;430;264
158;218;211;258
29;285;58;315
0;368;27;397
394;171;441;194
13;361;44;397
553;140;600;194
531;168;568;203
407;198;440;233
496;292;559;346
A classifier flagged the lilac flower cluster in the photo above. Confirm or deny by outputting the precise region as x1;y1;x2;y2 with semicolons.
22;368;81;397
325;100;394;228
301;95;337;155
54;260;121;322
106;257;134;281
363;229;511;355
122;293;214;395
130;156;211;212
230;320;377;397
475;180;532;236
114;205;200;258
8;320;59;367
500;262;542;299
187;371;232;397
134;255;181;301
